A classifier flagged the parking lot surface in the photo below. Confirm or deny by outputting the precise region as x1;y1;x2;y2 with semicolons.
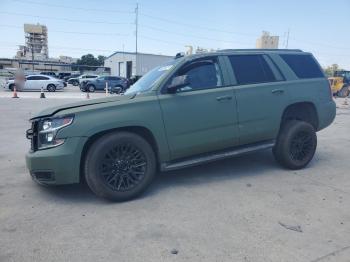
0;95;349;262
0;84;109;99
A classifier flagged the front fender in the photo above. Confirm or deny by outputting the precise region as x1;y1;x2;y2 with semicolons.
56;96;170;162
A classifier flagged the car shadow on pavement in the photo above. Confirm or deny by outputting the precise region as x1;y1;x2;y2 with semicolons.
144;149;278;198
36;149;283;203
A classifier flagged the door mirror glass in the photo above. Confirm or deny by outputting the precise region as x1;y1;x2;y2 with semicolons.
167;75;189;93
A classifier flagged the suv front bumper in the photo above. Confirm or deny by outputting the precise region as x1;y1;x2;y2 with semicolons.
25;137;87;185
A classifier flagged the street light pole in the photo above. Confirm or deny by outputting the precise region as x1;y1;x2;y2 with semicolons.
135;3;139;77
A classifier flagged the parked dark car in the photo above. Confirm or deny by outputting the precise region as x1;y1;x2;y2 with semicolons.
81;76;128;93
58;72;71;80
40;71;57;77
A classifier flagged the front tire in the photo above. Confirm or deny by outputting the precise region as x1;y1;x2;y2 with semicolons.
84;132;156;201
273;120;317;170
338;85;349;98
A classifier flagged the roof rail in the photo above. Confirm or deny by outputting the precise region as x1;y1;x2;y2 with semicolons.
217;49;303;52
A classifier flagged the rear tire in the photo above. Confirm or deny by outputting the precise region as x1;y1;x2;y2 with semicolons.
273;120;317;170
84;132;156;201
9;84;14;91
87;84;95;93
47;84;56;92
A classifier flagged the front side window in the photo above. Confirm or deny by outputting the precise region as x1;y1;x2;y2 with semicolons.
172;57;223;92
228;55;276;85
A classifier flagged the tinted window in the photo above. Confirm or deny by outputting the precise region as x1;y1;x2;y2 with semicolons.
280;54;323;79
86;75;97;79
109;77;120;81
175;58;223;92
228;55;276;85
27;76;48;80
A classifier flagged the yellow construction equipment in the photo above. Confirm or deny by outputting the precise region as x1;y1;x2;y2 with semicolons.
328;70;350;97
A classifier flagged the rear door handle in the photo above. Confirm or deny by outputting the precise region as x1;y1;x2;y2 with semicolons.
271;89;284;94
216;95;232;101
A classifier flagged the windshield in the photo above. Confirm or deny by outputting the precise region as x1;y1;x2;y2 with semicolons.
125;59;178;95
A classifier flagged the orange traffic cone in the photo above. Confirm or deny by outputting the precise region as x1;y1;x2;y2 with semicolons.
40;87;46;98
12;86;19;98
86;91;90;99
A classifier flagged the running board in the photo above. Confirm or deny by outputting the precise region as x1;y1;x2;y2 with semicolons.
161;140;275;171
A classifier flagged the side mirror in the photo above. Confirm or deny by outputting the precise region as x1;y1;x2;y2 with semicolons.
167;75;189;93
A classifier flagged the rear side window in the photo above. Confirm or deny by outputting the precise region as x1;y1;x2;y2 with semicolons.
228;55;276;85
280;54;323;79
110;77;120;81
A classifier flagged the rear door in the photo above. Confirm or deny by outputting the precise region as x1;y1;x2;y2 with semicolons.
158;56;239;160
227;54;287;144
25;75;47;90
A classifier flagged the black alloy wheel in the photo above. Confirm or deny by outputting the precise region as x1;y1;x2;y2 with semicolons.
84;132;156;201
100;142;147;192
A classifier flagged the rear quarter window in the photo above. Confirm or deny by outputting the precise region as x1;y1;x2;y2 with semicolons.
280;54;324;79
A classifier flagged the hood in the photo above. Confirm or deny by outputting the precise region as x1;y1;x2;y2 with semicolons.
30;94;135;120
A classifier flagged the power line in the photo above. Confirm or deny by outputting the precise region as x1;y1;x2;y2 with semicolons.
11;0;134;14
140;24;253;45
139;12;257;37
0;41;116;53
0;11;133;25
0;24;130;37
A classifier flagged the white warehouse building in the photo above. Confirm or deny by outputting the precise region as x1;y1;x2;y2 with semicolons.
104;51;173;78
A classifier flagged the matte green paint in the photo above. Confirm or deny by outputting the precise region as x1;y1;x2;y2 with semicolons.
26;50;336;185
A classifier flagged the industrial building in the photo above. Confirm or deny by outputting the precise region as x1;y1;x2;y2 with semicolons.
256;31;279;49
16;23;49;60
104;52;173;78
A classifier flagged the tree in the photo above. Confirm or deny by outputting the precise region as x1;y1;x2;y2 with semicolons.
324;64;342;77
97;55;106;66
73;54;106;71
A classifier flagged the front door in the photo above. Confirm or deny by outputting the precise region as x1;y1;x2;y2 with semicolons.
158;56;239;160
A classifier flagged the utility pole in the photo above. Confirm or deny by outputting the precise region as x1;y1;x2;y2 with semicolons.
286;29;290;49
135;3;139;77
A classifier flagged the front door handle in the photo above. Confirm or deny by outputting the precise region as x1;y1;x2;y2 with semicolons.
216;95;232;101
271;89;284;94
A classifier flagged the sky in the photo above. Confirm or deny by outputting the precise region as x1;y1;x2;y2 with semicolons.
0;0;349;69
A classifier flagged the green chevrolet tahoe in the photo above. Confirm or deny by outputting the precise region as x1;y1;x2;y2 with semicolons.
25;49;336;201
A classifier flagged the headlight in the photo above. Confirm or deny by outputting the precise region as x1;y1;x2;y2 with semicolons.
37;115;74;149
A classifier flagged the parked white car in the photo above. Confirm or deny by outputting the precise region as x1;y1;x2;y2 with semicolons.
78;74;99;84
5;75;65;92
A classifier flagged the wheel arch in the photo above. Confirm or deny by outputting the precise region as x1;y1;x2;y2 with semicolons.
79;125;160;182
280;102;319;131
